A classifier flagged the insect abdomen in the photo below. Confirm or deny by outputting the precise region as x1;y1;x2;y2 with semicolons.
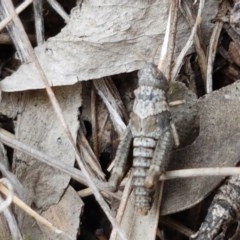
132;137;157;215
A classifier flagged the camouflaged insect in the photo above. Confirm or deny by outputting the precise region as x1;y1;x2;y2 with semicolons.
109;63;177;215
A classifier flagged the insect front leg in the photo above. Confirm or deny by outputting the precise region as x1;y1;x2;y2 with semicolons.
145;113;174;189
109;124;132;191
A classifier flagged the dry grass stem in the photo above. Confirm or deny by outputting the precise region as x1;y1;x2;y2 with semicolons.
91;86;99;158
172;0;205;81
160;217;195;237
0;161;27;204
0;195;23;240
0;128;112;192
93;78;127;136
158;0;179;80
77;126;105;179
206;0;229;93
1;2;127;238
169;100;186;106
110;174;133;240
0;33;35;44
0;184;65;236
78;187;121;200
33;0;44;45
0;0;33;31
1;129;240;189
47;0;69;23
180;0;207;83
0;178;13;213
160;167;240;180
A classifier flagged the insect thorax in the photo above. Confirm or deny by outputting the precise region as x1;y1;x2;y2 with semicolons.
133;86;169;119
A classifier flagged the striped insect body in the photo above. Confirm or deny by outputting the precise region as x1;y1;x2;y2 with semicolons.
109;63;175;215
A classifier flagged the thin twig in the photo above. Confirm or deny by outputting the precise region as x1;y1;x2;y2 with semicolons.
180;0;207;84
0;0;33;31
158;0;179;81
160;217;195;237
0;184;66;236
33;0;44;45
77;125;105;179
172;0;205;82
78;187;121;200
91;85;99;158
2;126;240;185
0;33;35;44
93;77;127;136
0;178;13;213
0;195;22;240
47;0;69;23
0;128;111;192
0;161;26;202
1;2;127;239
110;174;133;240
206;0;229;93
169;100;185;106
160;167;240;180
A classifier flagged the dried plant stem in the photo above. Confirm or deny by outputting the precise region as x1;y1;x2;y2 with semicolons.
158;0;179;80
0;128;111;192
160;167;240;180
0;0;33;31
0;184;64;235
0;195;22;240
172;0;205;81
47;0;69;23
78;187;121;200
33;0;44;45
110;174;133;240
93;77;127;136
77;126;105;179
169;100;185;106
1;2;126;239
0;33;35;44
0;178;13;213
206;0;229;93
180;0;207;83
206;25;222;93
160;217;194;237
91;85;99;158
2;127;239;185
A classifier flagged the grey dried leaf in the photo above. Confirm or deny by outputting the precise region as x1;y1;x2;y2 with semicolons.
162;79;240;215
41;186;83;240
0;1;219;92
0;84;82;234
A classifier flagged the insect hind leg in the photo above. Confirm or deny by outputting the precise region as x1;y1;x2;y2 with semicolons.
109;124;132;191
144;129;174;189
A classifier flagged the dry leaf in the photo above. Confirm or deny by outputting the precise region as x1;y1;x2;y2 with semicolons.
0;1;219;91
162;79;240;215
41;186;84;240
0;84;82;235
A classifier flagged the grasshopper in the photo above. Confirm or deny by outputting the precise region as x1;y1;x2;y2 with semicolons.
109;63;178;215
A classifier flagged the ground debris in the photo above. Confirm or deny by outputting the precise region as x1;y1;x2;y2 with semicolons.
191;175;240;240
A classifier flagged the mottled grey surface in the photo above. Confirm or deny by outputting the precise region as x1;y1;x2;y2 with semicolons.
0;0;219;91
162;80;240;215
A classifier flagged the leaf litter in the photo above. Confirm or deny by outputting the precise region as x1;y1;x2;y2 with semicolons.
0;1;240;240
